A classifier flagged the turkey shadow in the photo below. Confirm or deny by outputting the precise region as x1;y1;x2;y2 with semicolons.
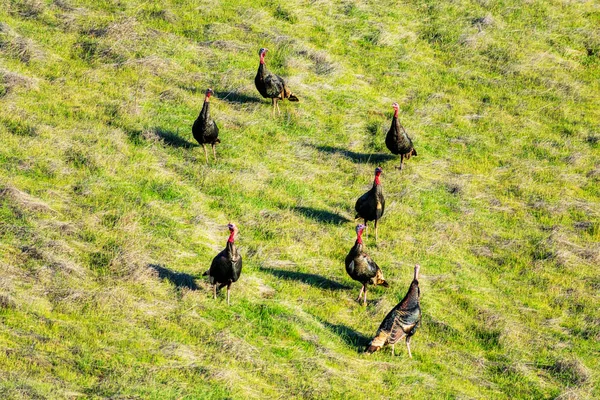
259;267;351;290
292;206;350;225
321;321;371;349
153;128;197;149
149;264;199;290
214;90;262;104
311;145;396;164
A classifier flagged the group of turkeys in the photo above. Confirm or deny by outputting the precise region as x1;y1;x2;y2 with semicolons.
197;49;421;357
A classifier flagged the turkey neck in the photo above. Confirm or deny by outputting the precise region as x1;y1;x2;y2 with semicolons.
392;115;410;143
372;176;383;194
398;280;420;309
226;233;237;258
257;62;266;79
199;99;210;121
354;233;364;252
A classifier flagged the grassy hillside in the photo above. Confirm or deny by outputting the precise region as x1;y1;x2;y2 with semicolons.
1;0;599;398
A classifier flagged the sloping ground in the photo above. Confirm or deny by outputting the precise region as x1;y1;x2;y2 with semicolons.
0;0;598;398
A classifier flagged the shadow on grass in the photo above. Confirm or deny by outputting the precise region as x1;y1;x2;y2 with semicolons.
154;128;197;149
292;206;350;225
214;90;262;104
310;145;396;164
259;267;351;290
321;321;371;349
149;264;199;290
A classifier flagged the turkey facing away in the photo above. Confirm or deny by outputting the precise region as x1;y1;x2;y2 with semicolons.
192;88;220;163
386;103;417;170
355;167;385;242
203;223;242;305
366;264;421;357
345;224;389;305
254;48;299;115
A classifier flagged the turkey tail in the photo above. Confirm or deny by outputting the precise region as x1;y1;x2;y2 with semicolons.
365;345;380;354
288;93;299;102
366;332;387;354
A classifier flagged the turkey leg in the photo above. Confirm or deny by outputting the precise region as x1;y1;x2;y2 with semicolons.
212;144;217;161
363;286;368;306
399;153;404;170
374;219;378;243
356;285;365;302
202;144;209;163
406;336;412;358
226;283;232;306
213;284;217;300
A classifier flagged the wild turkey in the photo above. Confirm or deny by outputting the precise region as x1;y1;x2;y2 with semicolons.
254;48;299;115
366;264;422;357
192;88;220;163
354;167;385;242
386;103;417;170
345;224;389;305
203;223;242;305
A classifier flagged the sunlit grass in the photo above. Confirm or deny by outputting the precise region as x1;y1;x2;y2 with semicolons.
0;0;598;398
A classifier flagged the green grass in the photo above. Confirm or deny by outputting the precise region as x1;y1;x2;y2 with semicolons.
1;0;599;398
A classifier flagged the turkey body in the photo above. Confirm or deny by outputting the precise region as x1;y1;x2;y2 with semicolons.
204;227;242;305
345;229;388;305
355;168;385;241
355;184;385;223
385;112;417;170
366;265;421;357
192;94;220;162
254;48;298;114
255;64;298;102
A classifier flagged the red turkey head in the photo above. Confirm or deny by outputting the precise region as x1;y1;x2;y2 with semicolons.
259;48;268;64
227;223;238;242
374;167;382;185
356;224;366;243
392;102;399;117
205;88;213;99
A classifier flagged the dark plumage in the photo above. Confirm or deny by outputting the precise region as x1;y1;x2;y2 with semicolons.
366;264;422;357
345;224;389;305
254;48;299;115
386;103;417;170
192;88;220;163
354;167;385;242
203;223;242;305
